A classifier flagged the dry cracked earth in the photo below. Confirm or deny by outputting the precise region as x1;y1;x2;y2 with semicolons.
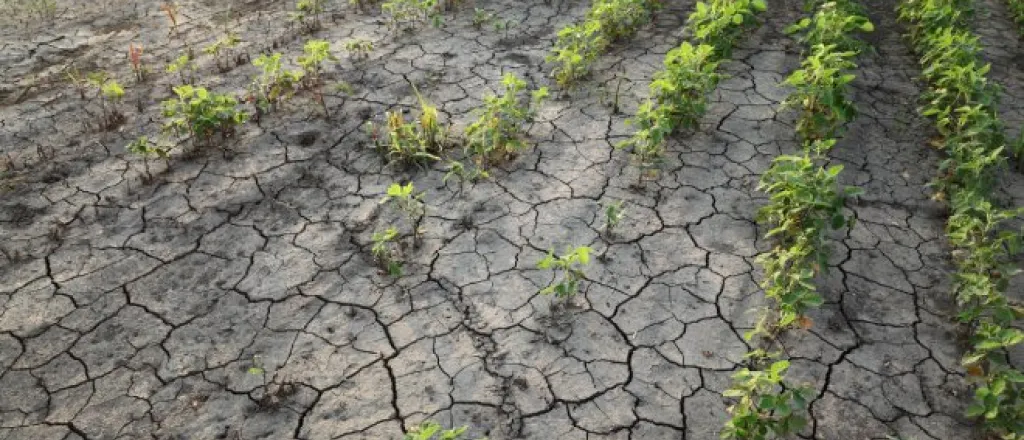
2;0;1024;439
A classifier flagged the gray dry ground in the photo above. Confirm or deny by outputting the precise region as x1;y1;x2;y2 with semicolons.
1;0;1023;439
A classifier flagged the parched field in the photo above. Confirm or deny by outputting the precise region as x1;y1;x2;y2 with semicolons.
1;0;1023;439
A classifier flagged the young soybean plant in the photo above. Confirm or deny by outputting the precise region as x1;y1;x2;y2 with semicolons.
537;246;593;298
721;359;812;440
249;53;304;114
162;85;249;147
464;73;549;170
127;136;171;180
547;20;607;89
297;40;338;117
382;0;441;30
380;182;426;235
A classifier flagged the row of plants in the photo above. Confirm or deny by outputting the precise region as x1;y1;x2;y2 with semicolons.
896;0;1024;436
616;0;767;181
546;0;664;88
1009;0;1024;35
721;1;873;438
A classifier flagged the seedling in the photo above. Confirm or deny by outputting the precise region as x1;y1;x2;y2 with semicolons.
128;43;149;82
546;20;606;88
297;39;338;117
371;227;403;276
537;246;593;298
687;0;766;55
464;73;548;169
203;33;241;72
64;64;89;100
290;0;325;32
404;421;477;440
86;72;126;130
343;39;374;59
161;85;248;147
127;136;171;180
381;0;440;31
161;3;179;36
380;182;426;234
368;87;447;165
166;53;197;85
443;160;490;184
472;8;495;29
249;53;303;114
247;354;268;387
782;46;859;141
603;200;625;236
721;360;812;440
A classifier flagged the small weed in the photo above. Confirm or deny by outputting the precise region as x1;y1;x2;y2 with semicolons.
86;72;126;130
603;200;625;236
371;227;403;276
380;182;426;233
127;136;170;180
368;88;447;165
404;421;479;440
128;43;149;82
464;73;548;170
443;160;490;184
290;0;325;32
161;85;248;147
537;246;593;298
343;39;374;59
472;8;495;29
166;53;197;85
203;33;241;72
160;3;179;35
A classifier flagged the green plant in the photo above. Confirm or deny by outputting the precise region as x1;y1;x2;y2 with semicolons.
127;136;171;180
472;8;495;29
782;45;859;141
617;42;720;178
546;20;607;88
380;182;426;231
1010;0;1024;35
371;227;403;277
381;0;440;30
290;0;325;32
344;39;374;59
404;421;481;440
784;1;873;53
368;87;447;165
721;360;812;440
753;147;861;334
166;53;197;85
443;160;490;184
203;32;241;72
161;85;248;146
588;0;660;42
537;246;593;297
84;72;126;129
603;200;625;236
464;73;548;169
687;0;766;55
297;39;338;116
249;53;304;113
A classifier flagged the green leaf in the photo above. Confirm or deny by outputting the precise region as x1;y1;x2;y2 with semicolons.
732;13;743;24
965;402;986;417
